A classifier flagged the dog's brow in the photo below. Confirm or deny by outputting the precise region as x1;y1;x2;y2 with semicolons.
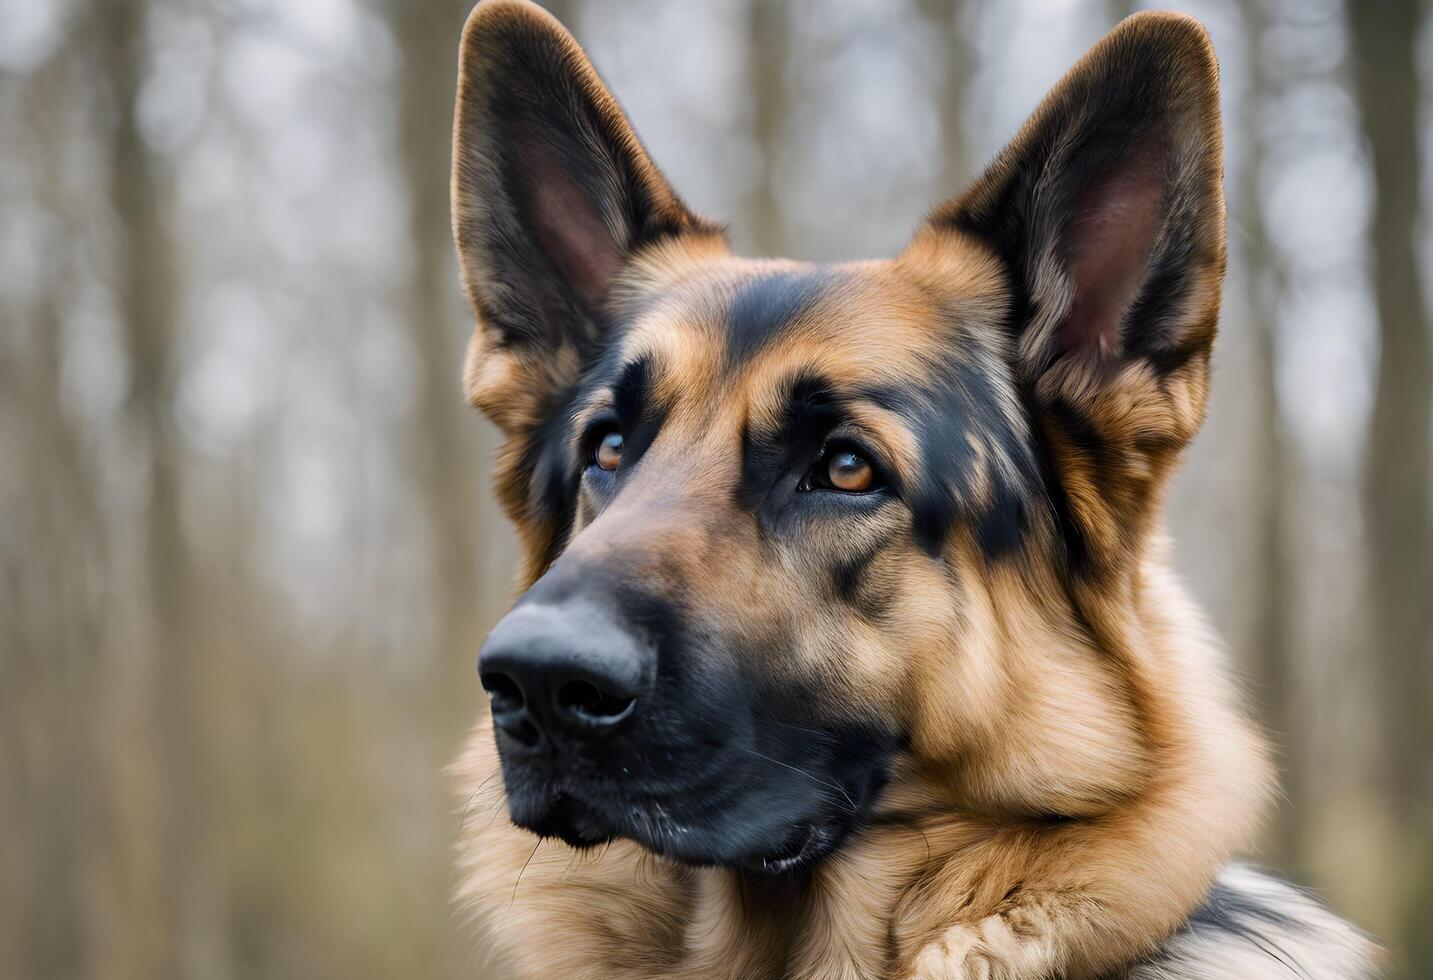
570;352;663;441
613;354;654;420
744;372;837;445
725;271;831;368
749;374;913;470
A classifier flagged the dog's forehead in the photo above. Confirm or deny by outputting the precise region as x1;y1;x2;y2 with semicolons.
614;253;998;413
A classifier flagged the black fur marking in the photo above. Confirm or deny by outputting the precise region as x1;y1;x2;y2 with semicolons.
1170;880;1317;979
1122;212;1199;366
725;271;832;367
737;373;840;515
864;355;1039;562
1038;393;1136;573
613;355;652;422
1045;396;1114;470
1140;330;1209;378
831;541;891;621
971;490;1030;561
778;375;843;449
610;355;669;471
1187;882;1302;935
830;550;867;603
606;568;693;664
518;382;584;571
1024;407;1092;575
521;388;580;513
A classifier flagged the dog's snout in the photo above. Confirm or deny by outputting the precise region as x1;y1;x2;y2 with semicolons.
478;601;651;748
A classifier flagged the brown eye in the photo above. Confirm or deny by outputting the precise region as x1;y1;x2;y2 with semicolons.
595;430;624;471
827;449;874;492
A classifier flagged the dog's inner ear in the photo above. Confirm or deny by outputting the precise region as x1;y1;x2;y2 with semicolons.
517;132;623;313
1058;140;1166;359
915;12;1226;574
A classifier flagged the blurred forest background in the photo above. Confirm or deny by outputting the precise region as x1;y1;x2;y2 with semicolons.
2;0;1431;977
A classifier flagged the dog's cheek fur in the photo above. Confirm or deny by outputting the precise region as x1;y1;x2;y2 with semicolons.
884;535;1150;818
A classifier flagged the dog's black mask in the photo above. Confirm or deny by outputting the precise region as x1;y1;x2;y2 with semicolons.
479;556;897;875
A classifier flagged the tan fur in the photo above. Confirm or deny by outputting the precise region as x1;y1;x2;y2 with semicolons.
448;5;1300;979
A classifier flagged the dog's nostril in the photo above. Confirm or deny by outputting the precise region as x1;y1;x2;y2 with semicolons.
556;679;635;724
481;671;525;715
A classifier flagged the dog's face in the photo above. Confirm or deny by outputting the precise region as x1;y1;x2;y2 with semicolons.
472;253;1023;872
453;2;1224;874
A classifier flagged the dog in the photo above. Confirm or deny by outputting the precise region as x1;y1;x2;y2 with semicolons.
448;2;1378;977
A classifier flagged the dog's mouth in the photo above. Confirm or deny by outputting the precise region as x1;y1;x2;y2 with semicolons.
735;821;830;876
510;782;847;877
492;700;896;878
522;791;614;849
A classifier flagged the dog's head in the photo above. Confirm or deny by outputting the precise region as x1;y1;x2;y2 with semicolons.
453;1;1225;874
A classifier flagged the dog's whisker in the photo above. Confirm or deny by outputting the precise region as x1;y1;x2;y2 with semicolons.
459;771;502;831
509;839;542;912
742;747;858;814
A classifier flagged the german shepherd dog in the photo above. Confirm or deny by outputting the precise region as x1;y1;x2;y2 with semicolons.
449;3;1377;976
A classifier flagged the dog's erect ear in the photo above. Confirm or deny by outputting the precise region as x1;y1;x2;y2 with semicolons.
452;0;716;433
453;0;719;580
917;12;1226;577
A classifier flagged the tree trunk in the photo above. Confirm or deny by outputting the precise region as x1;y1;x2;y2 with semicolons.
1237;0;1301;870
1349;0;1433;818
1;46;108;977
915;0;971;203
747;0;789;256
1349;2;1433;969
97;0;211;974
388;0;485;656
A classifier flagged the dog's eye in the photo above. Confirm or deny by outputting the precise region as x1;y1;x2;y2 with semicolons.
802;444;882;494
827;450;873;492
593;428;624;471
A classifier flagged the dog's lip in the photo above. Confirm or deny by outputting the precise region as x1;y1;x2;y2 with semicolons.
520;785;839;874
736;821;829;876
516;789;614;847
502;755;866;874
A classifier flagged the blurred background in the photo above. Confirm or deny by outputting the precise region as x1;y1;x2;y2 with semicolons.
2;0;1430;977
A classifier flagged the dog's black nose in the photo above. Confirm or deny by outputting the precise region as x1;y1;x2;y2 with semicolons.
478;601;651;749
